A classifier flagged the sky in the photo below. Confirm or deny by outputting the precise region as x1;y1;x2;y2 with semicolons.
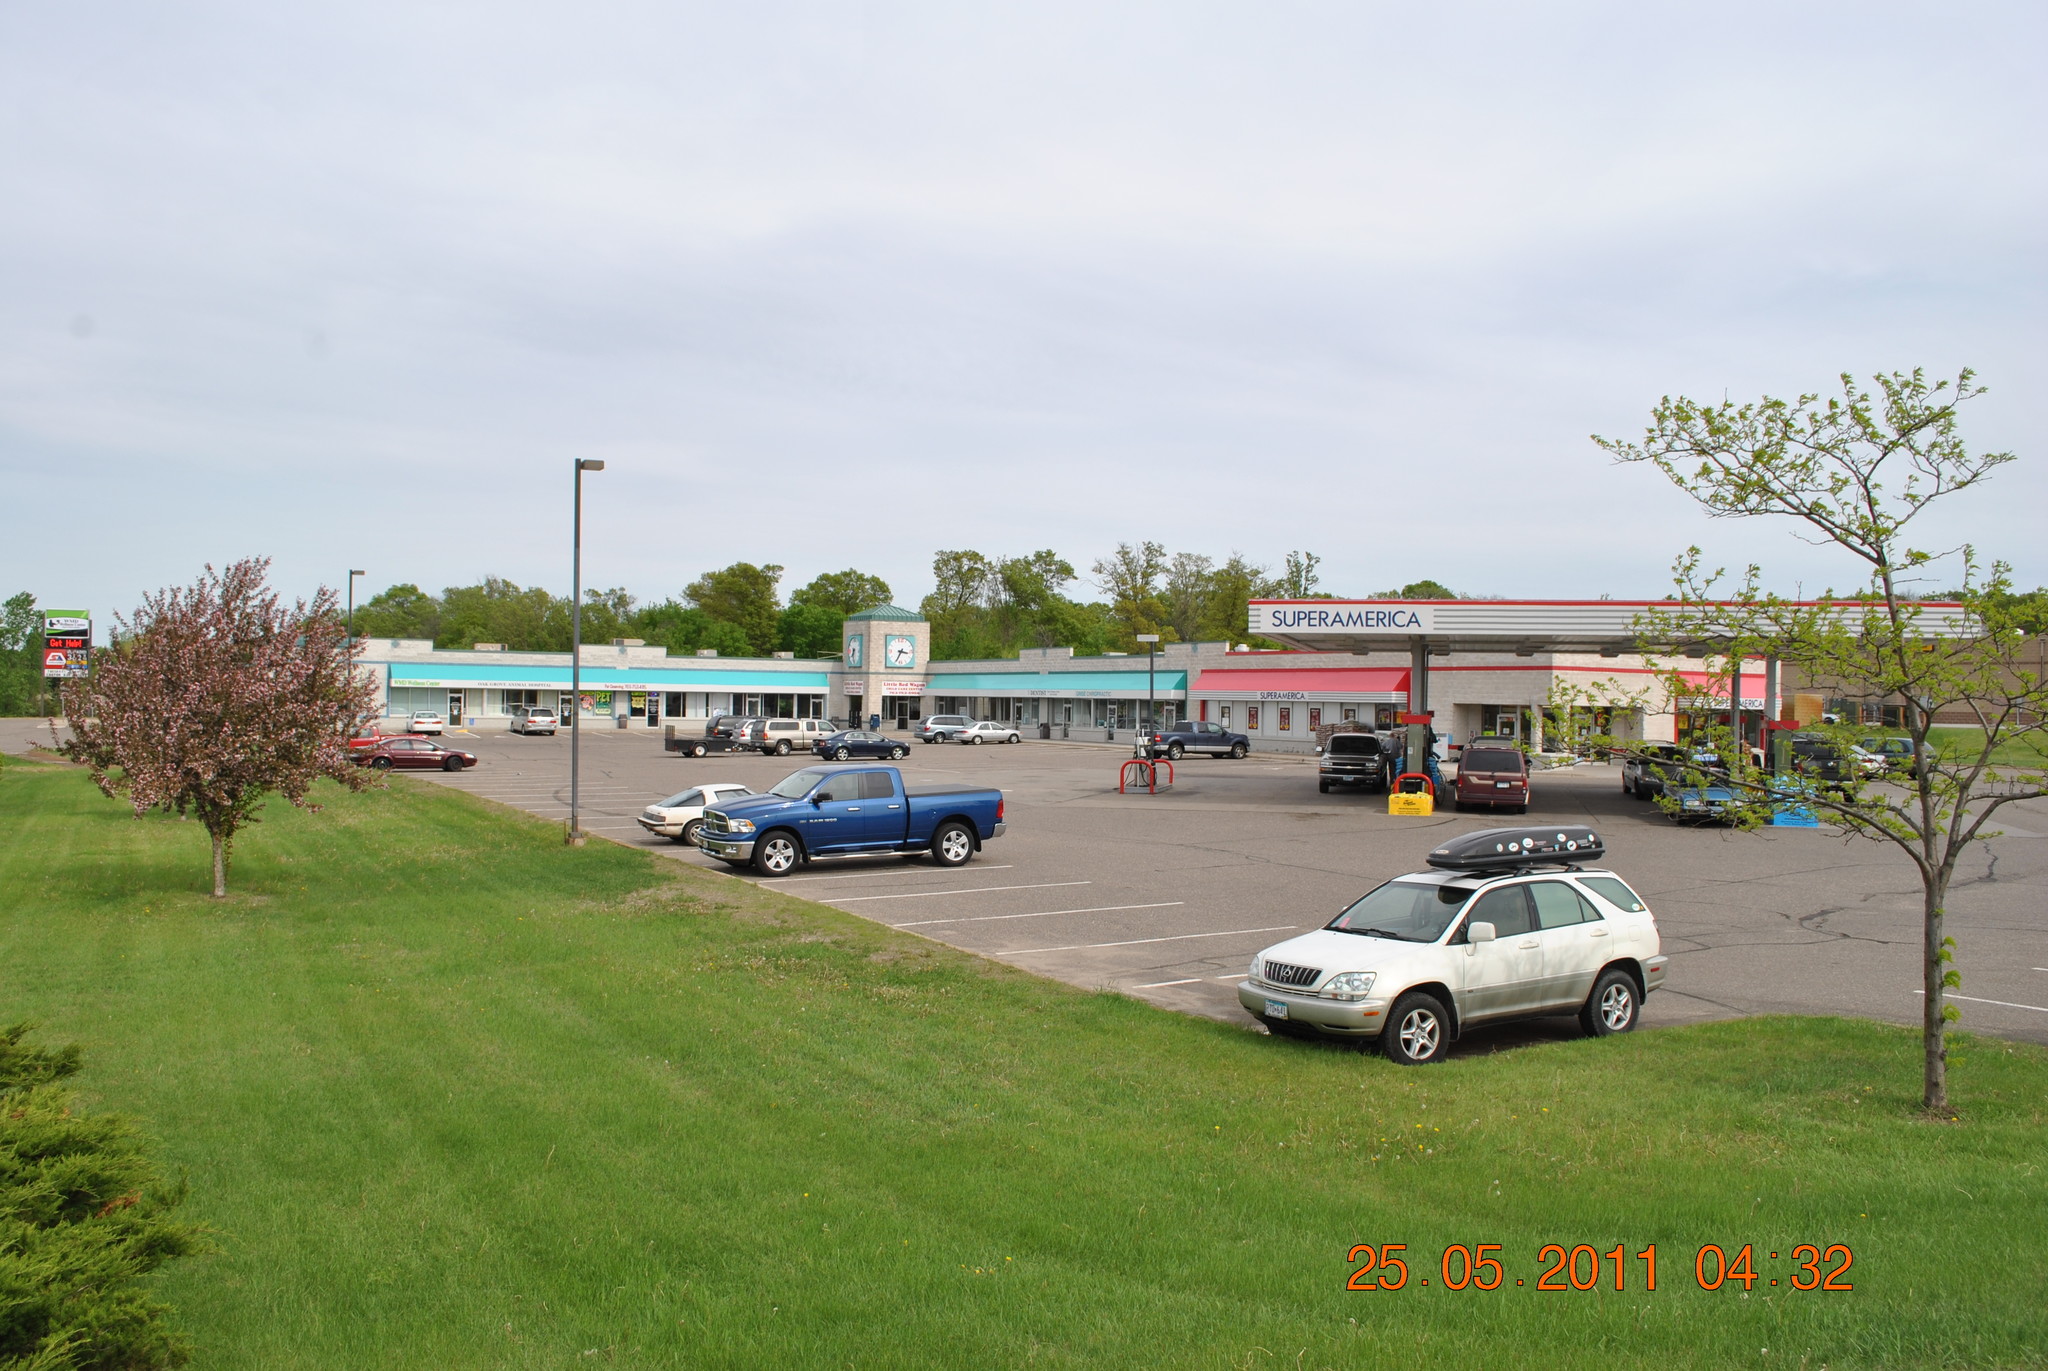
3;1;2043;629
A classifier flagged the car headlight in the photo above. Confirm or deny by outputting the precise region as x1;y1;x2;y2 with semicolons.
1248;956;1261;979
1321;971;1376;1001
728;818;756;834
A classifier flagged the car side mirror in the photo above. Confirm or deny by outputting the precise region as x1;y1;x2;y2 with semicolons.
1467;921;1496;944
1313;746;1323;755
810;793;824;806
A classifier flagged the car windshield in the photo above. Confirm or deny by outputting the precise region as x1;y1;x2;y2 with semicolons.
768;769;829;799
1327;735;1383;755
1326;880;1477;942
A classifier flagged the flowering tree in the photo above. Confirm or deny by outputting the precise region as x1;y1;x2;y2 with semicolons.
1598;369;2048;1112
62;559;379;897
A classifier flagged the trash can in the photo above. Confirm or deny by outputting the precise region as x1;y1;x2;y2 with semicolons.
1038;722;1051;740
1104;727;1114;742
615;714;629;730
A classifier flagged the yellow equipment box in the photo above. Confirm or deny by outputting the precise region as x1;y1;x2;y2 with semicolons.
1388;790;1434;816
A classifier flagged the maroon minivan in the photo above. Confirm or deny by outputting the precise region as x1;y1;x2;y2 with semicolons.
1453;744;1529;813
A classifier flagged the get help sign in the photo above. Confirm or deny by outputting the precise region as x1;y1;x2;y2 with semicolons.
42;610;92;679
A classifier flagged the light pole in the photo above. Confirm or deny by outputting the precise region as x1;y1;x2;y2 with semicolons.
569;458;606;845
1136;633;1159;751
346;569;365;641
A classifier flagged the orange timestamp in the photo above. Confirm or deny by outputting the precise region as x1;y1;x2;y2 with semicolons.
1345;1243;1855;1292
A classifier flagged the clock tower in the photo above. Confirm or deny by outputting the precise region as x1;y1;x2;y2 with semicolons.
839;604;931;729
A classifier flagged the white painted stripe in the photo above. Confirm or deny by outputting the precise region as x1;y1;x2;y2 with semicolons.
1133;977;1204;988
1915;990;2048;1014
1004;925;1298;956
893;902;1184;929
837;881;1090;904
780;865;1015;884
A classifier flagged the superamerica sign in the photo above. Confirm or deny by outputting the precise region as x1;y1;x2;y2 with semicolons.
1253;604;1435;632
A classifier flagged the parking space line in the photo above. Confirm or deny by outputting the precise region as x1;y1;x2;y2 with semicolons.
837;882;1090;903
1916;990;2048;1014
1133;977;1204;988
1004;925;1298;955
781;866;1015;884
892;901;1183;929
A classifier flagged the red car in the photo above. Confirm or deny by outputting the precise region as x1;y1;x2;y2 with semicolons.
1453;743;1529;813
353;737;478;772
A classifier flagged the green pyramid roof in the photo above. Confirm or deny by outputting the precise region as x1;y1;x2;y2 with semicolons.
844;604;924;623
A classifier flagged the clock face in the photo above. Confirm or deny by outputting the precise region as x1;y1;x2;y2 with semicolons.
844;634;863;668
885;635;915;668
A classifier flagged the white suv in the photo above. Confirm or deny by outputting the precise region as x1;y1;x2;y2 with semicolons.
1240;826;1666;1064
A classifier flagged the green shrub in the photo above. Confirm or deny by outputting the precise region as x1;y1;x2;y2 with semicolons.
0;1024;206;1371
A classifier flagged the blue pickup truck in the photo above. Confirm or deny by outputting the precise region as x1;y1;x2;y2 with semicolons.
696;764;1005;877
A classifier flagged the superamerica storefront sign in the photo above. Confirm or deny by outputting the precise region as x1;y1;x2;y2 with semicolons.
1251;604;1435;633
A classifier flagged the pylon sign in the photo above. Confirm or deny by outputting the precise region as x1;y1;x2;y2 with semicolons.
43;610;91;678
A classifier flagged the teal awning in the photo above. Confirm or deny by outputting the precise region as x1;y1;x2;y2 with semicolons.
384;663;830;690
925;670;1186;698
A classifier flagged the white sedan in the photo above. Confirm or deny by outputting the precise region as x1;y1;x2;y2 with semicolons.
1240;826;1666;1064
637;782;757;845
407;711;446;735
957;721;1022;745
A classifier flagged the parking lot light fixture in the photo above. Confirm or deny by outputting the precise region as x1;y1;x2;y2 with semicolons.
569;459;606;845
346;569;365;643
1136;634;1160;741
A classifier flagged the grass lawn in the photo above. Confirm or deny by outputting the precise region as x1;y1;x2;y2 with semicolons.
1925;726;2048;769
2;761;2044;1369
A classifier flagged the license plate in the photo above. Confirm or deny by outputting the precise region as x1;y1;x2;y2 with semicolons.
1265;999;1289;1020
1496;781;1511;788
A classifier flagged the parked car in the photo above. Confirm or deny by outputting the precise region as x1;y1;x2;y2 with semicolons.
1139;721;1250;760
665;720;755;757
956;720;1022;746
1452;743;1529;813
745;718;837;756
816;729;910;760
353;737;477;771
508;706;558;736
1786;735;1859;789
347;725;397;752
697;765;1006;877
916;714;973;743
1239;825;1666;1063
406;711;446;735
709;714;754;738
1316;731;1403;793
1620;742;1688;799
1859;735;1929;777
636;782;756;845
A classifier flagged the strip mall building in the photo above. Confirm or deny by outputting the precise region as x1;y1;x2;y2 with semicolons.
351;599;1903;752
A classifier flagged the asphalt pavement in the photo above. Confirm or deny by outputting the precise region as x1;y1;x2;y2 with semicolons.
10;716;2046;1052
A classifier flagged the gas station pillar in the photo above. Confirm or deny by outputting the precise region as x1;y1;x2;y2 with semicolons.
1407;638;1431;776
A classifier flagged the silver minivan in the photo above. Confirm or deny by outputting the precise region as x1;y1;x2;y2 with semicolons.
508;706;558;736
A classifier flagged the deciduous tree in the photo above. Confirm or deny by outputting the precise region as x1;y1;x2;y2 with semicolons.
789;569;892;617
683;563;784;655
62;559;379;898
1598;368;2048;1112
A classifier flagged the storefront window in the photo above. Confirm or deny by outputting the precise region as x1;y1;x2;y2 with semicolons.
1248;705;1260;730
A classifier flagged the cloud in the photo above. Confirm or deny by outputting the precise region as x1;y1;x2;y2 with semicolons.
1;0;2042;614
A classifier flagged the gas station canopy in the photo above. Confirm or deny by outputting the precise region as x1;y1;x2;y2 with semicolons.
1249;599;1972;656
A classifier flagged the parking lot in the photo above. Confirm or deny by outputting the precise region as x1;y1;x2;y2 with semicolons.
404;723;2048;1053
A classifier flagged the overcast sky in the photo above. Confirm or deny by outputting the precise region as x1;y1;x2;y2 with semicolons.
4;1;2042;627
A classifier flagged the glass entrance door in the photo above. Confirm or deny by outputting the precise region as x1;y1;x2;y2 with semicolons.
447;692;465;724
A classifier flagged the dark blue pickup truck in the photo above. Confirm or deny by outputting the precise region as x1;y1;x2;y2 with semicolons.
696;764;1005;877
1139;720;1250;760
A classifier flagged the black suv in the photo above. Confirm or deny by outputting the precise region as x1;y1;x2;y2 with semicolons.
1621;743;1688;799
1317;731;1404;793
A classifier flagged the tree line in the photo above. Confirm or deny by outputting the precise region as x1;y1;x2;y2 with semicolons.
340;550;1475;663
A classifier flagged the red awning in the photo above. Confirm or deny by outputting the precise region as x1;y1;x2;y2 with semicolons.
1189;668;1410;701
1671;671;1765;699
